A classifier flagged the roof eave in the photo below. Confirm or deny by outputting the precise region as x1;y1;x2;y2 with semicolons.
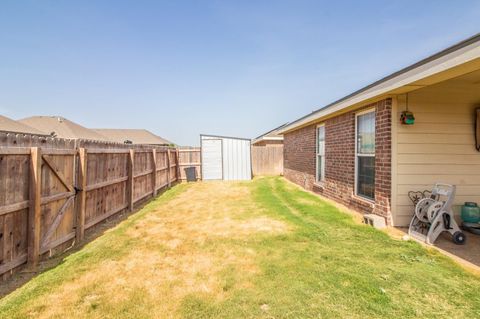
278;33;480;134
0;130;50;137
251;136;283;144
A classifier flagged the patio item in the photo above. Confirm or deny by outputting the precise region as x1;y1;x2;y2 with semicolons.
462;222;480;235
363;214;386;229
461;202;480;234
461;202;480;223
185;166;197;182
408;183;466;245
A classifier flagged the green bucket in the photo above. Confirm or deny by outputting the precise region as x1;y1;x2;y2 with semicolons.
461;202;480;224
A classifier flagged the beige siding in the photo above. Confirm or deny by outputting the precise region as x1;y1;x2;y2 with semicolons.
392;75;480;226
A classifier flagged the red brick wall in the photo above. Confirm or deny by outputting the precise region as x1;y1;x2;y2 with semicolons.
284;125;316;190
322;111;355;205
372;99;392;222
284;98;392;223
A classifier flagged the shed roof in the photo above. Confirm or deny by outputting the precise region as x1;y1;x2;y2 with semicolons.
200;134;251;141
93;128;173;145
0;115;48;135
279;33;480;134
18;116;106;140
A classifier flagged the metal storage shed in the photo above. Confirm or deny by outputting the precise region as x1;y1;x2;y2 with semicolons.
200;134;252;181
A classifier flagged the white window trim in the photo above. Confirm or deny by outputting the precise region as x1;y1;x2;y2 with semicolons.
315;124;325;184
354;108;375;201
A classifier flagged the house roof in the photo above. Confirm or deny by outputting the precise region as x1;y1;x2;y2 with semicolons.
0;115;48;135
252;122;289;145
18;116;106;140
279;33;480;134
93;129;173;145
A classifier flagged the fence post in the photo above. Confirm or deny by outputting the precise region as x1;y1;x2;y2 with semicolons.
175;148;180;182
28;147;42;267
127;149;135;211
76;148;87;242
151;149;157;196
166;149;171;187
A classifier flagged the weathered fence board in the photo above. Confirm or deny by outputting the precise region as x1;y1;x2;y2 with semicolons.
251;145;284;176
0;134;190;278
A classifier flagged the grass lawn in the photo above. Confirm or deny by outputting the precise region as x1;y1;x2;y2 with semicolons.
0;177;479;318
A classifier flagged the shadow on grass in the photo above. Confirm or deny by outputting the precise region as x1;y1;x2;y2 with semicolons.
0;182;187;299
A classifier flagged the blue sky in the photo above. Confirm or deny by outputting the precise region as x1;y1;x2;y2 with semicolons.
0;1;479;146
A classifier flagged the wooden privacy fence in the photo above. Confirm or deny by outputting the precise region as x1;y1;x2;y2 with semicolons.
251;145;284;176
0;139;189;278
178;147;201;180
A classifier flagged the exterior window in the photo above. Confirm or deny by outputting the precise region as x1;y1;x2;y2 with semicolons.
356;110;375;200
316;125;325;183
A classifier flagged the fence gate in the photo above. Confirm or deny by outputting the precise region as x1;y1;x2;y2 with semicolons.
38;149;77;255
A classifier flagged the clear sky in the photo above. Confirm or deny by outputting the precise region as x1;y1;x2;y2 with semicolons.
0;1;479;146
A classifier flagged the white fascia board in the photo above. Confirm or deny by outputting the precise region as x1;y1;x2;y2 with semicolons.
251;136;284;145
262;136;283;140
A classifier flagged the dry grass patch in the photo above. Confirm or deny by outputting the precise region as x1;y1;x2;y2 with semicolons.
129;181;289;242
0;181;289;318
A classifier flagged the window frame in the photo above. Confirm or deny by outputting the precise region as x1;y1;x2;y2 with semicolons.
315;123;325;184
354;108;376;201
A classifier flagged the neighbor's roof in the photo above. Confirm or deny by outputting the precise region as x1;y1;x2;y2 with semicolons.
279;33;480;134
19;116;106;140
93;129;173;145
0;115;49;135
252;122;289;145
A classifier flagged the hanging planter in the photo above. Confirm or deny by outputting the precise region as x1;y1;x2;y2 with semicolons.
400;93;415;125
400;111;415;125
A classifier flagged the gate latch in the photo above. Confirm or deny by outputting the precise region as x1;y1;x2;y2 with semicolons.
74;186;83;195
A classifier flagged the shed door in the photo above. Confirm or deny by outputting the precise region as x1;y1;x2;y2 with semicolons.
222;138;252;180
202;139;223;180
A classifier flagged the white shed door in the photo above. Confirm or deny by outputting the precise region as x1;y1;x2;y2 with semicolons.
222;138;252;180
202;139;223;180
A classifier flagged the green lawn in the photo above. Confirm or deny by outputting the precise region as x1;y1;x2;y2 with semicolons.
1;177;479;318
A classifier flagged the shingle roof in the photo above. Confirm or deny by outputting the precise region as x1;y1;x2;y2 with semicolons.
93;129;173;145
18;116;106;140
0;115;48;135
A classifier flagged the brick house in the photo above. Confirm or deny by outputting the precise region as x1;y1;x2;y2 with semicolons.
279;34;480;226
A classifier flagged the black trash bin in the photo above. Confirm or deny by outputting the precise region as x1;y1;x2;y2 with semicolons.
185;167;197;182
